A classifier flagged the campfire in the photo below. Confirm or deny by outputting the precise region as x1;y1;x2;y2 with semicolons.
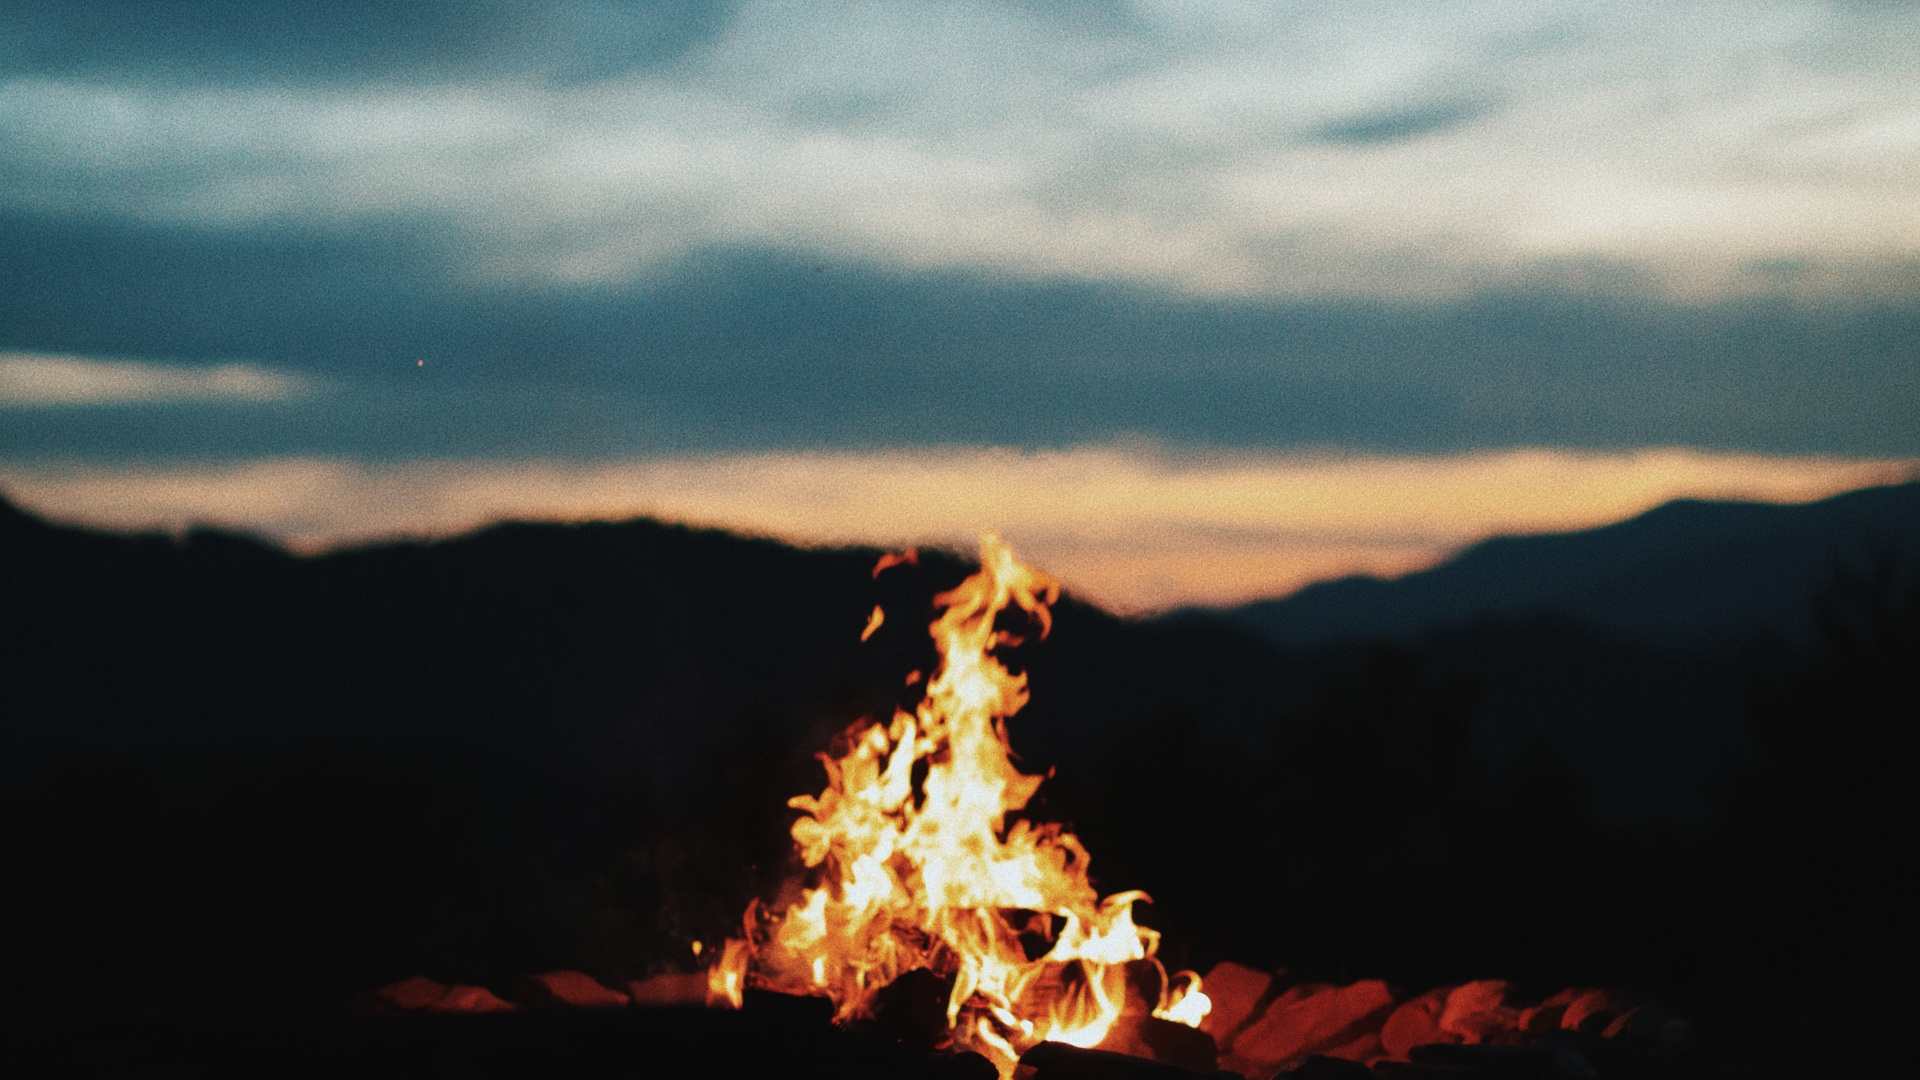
376;535;1679;1080
710;534;1190;1076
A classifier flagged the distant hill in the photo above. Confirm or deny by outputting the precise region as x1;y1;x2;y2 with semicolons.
4;491;1915;1077
0;495;1281;781
0;495;1294;1007
1226;481;1920;648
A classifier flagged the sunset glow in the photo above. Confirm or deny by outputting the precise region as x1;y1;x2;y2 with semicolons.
5;447;1908;612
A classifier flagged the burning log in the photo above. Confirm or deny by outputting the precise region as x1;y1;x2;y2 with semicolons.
742;987;840;1025
1276;1056;1373;1080
1018;1040;1213;1080
865;968;961;1049
1136;1017;1221;1074
1085;962;1220;1073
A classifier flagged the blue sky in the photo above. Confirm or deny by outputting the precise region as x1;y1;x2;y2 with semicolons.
3;1;1917;607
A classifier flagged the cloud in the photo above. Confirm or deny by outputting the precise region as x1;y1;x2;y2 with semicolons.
3;445;1909;612
5;227;1917;460
0;1;733;83
2;2;1918;300
0;352;310;406
1309;101;1490;147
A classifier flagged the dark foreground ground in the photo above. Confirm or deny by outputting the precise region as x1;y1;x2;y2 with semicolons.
2;492;1915;1079
0;1000;871;1080
0;993;1700;1080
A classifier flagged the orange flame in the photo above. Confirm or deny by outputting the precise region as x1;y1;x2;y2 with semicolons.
1157;971;1212;1028
873;548;919;577
712;535;1174;1076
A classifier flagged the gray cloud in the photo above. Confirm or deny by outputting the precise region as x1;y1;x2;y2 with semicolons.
1310;100;1490;146
0;1;735;83
3;2;1920;476
1;215;1915;462
2;2;1917;300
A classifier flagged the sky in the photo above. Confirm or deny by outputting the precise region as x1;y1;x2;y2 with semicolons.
3;1;1917;610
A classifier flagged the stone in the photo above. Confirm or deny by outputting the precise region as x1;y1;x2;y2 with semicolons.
627;971;710;1007
517;970;630;1009
1557;991;1616;1035
1199;962;1274;1048
370;975;448;1011
1226;980;1396;1076
1437;982;1519;1043
430;984;515;1012
1380;989;1452;1060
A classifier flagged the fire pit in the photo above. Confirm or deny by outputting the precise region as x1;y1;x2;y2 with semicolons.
361;536;1692;1080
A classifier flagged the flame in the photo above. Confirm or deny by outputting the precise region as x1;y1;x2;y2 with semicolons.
714;534;1166;1076
873;548;920;577
1155;971;1211;1028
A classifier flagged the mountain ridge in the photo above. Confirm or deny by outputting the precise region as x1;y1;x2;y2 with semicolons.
1225;480;1920;648
3;488;1916;1078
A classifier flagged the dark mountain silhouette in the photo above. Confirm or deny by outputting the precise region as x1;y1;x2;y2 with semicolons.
0;495;1296;1011
1227;481;1920;648
1213;483;1920;834
2;492;1914;1078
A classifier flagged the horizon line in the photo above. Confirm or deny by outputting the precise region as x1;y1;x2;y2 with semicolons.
3;446;1913;613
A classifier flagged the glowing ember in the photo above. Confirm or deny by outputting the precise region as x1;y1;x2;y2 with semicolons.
710;535;1199;1076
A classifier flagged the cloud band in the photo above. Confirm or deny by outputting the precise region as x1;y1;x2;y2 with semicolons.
0;353;309;406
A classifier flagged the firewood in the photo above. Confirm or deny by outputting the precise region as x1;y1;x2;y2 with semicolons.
866;968;953;1049
1138;1016;1219;1073
1019;1040;1207;1080
742;987;837;1025
1276;1055;1373;1080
